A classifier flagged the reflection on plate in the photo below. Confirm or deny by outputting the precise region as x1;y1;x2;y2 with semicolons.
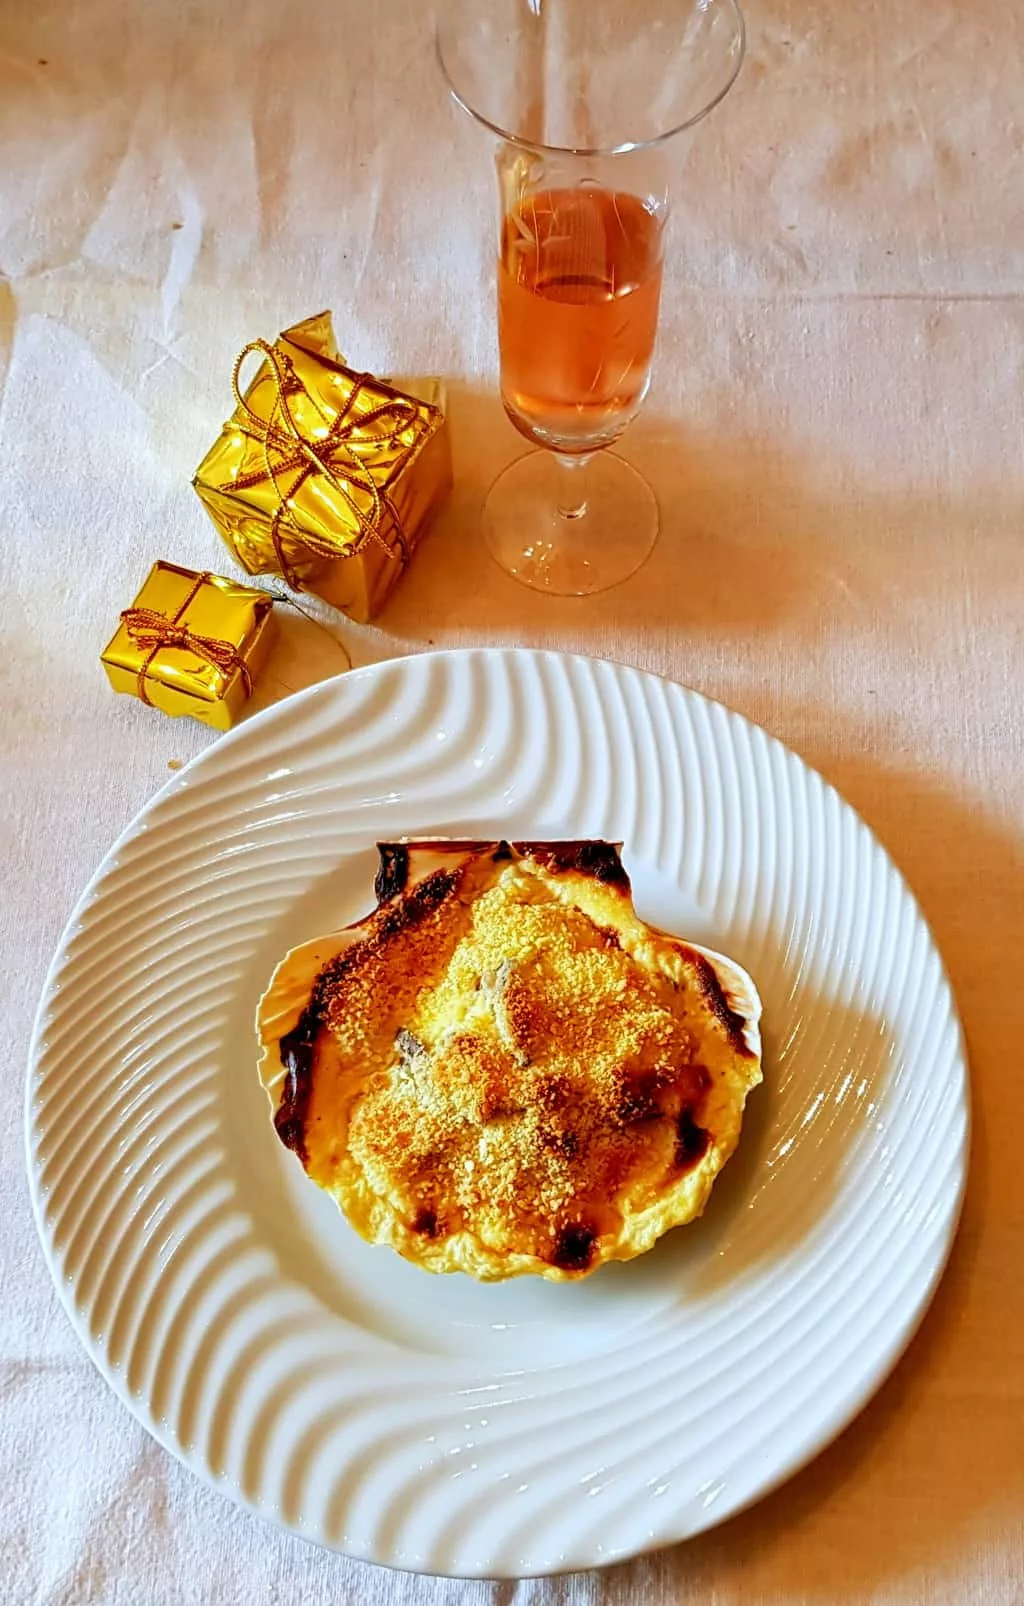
26;648;968;1578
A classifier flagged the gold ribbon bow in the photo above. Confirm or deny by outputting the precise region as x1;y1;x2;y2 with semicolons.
229;340;420;593
121;583;255;706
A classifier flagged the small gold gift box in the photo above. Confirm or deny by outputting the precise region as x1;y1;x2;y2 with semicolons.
101;561;275;729
192;312;452;623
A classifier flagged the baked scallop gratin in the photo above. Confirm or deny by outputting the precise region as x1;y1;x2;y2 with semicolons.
257;840;763;1281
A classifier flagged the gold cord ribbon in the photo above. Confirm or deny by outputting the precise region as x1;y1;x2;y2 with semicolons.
229;340;419;593
121;574;255;705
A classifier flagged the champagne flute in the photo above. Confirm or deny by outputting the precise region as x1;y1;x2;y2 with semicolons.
438;0;745;596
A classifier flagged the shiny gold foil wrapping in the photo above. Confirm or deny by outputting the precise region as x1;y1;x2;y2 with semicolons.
192;312;452;623
101;561;275;729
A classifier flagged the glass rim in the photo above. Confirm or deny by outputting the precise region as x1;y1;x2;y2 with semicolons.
435;0;746;160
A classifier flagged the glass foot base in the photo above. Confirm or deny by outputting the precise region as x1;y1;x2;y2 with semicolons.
483;450;659;596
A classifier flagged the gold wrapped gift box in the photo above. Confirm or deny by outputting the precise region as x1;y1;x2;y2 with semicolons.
101;561;275;729
193;312;452;623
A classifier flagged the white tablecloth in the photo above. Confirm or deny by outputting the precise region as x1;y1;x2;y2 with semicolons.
3;0;1023;1600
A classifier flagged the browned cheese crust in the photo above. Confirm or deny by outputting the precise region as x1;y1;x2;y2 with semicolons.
259;840;762;1280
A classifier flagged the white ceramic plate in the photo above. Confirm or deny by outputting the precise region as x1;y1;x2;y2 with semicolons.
26;649;968;1578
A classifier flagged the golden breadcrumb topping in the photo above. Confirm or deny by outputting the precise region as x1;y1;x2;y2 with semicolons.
303;855;713;1269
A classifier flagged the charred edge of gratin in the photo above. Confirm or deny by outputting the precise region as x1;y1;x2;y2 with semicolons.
374;842;410;903
275;1007;318;1164
373;840;630;906
274;865;464;1164
687;948;755;1058
374;841;513;904
675;1109;712;1170
412;1207;445;1238
514;840;631;888
552;1220;598;1273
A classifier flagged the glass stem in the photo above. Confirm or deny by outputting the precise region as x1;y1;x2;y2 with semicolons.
554;453;592;520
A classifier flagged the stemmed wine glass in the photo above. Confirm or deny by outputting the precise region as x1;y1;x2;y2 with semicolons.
437;0;745;595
